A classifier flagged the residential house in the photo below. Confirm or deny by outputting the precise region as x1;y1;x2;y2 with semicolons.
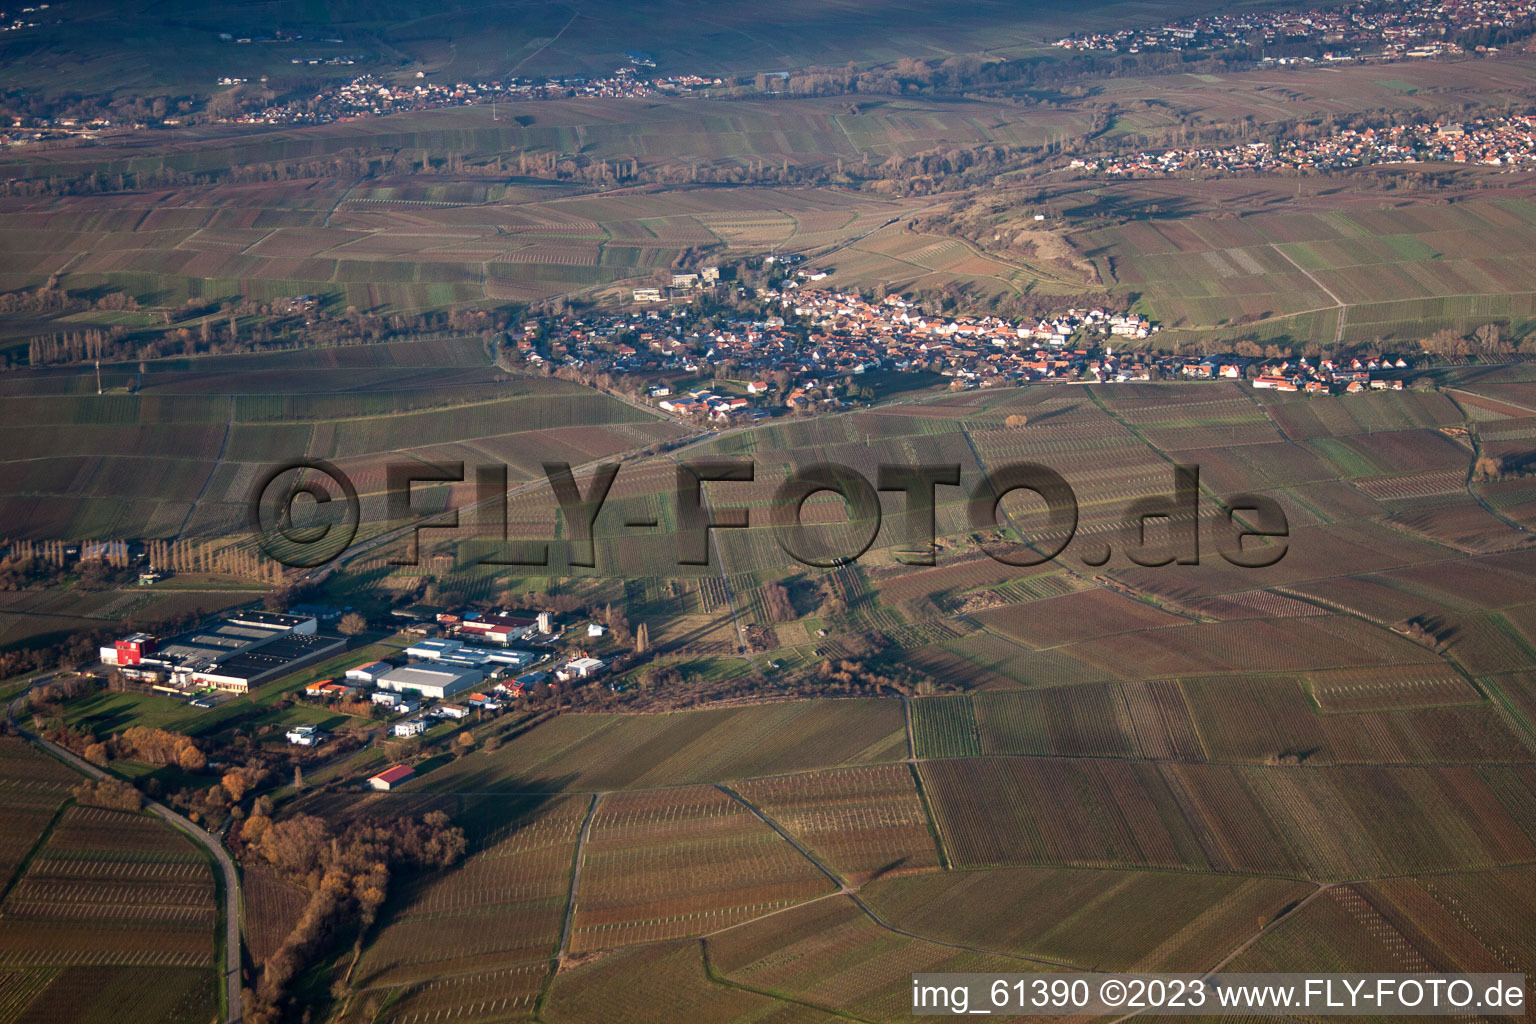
286;725;325;746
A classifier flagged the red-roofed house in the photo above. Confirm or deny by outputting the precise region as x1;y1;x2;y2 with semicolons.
367;764;415;791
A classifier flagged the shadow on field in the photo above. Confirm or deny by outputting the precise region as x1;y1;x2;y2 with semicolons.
1061;192;1206;224
1022;403;1079;425
864;856;909;884
348;773;582;988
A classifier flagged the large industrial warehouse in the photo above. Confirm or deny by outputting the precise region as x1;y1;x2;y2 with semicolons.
190;631;348;693
374;663;484;700
102;610;345;694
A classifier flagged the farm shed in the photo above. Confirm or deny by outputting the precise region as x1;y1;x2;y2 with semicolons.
367;765;415;791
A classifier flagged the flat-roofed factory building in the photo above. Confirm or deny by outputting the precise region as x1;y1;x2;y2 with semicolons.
106;610;337;693
191;631;347;694
375;663;484;700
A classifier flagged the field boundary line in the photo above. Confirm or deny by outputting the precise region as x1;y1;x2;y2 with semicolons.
714;783;849;892
1445;385;1536;417
666;453;749;653
1153;888;1326;1015
829;114;864;161
356;953;555;994
511;6;578;74
1441;390;1536;539
1235;383;1297;444
1148;303;1338;336
557;791;600;960
0;797;70;905
849;887;1091;971
714;786;1094;971
906;761;951;871
1101;885;1331;1024
237;228;277;256
1082;385;1290;592
901;693;915;760
407;734;1536;807
321;181;360;229
1271;582;1536;754
699;936;879;1023
1268;243;1347;344
176;394;234;538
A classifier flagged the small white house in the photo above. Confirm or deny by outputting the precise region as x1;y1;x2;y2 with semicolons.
371;691;401;706
434;704;470;719
393;718;428;738
587;623;607;638
558;657;607;681
285;725;324;746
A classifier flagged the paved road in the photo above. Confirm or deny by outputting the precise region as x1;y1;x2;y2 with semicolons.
8;680;243;1023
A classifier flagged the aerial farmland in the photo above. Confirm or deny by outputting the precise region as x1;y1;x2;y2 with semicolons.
1;0;1535;1021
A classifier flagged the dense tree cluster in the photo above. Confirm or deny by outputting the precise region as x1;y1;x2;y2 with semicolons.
236;808;467;1024
1474;454;1507;481
109;726;207;771
6;290;508;369
71;777;143;811
761;583;796;623
1421;323;1516;358
3;629;113;681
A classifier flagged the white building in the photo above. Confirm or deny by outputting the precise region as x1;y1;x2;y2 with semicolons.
346;661;389;684
404;638;536;668
393;718;428;738
557;657;607;681
376;663;484;700
226;611;317;634
285;725;324;746
404;638;470;660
